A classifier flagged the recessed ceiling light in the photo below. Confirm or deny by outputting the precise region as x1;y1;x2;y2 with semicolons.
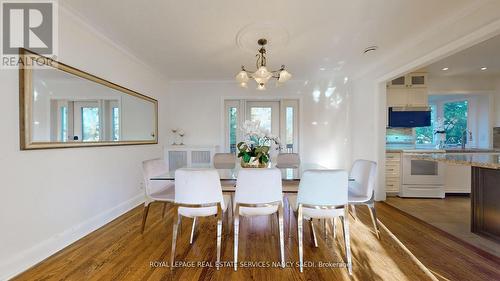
441;67;449;71
481;67;487;71
319;67;326;71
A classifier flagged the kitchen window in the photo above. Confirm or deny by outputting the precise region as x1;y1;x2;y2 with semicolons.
416;98;471;147
443;100;468;146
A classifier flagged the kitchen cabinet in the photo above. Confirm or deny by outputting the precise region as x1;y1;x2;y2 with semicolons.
444;163;471;193
387;72;428;107
386;152;402;194
407;88;428;107
387;72;427;89
387;88;428;107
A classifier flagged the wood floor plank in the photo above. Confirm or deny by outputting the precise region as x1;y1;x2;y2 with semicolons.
12;201;455;281
377;202;500;281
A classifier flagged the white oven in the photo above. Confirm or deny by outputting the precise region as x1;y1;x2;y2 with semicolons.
400;150;446;198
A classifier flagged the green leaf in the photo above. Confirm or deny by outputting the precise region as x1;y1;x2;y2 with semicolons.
242;154;251;163
261;154;269;164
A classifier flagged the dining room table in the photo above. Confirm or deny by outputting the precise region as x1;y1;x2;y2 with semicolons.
149;163;354;193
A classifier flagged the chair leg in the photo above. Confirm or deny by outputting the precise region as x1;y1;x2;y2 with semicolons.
170;212;181;270
298;206;304;273
309;219;318;247
226;200;232;235
278;204;285;268
323;219;327;240
270;214;275;235
178;215;182;235
190;217;197;244
162;202;167;218
216;213;223;270
367;203;380;239
141;203;150;234
333;218;337;239
350;205;358;221
233;205;240;271
288;206;293;239
341;215;353;275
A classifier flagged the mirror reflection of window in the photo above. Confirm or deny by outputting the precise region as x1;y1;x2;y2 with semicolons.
82;107;100;141
60;106;68;142
112;107;120;141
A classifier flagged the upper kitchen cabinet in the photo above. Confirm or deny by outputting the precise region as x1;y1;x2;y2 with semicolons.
388;76;407;89
408;72;427;88
387;72;428;89
387;72;428;107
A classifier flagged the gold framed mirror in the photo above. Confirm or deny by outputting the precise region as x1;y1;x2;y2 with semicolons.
19;48;158;150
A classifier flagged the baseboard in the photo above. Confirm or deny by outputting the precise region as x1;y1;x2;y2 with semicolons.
0;193;144;281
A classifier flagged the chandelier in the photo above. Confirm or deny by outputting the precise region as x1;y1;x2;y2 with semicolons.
235;38;292;90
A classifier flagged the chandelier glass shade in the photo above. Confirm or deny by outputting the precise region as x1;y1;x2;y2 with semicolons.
235;38;291;90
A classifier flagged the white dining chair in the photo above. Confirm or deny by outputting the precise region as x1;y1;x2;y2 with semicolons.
170;168;231;270
276;153;301;168
213;153;236;169
288;170;352;274
348;159;380;238
233;168;285;271
141;159;175;233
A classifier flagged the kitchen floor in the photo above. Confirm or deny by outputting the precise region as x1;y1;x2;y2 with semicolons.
385;196;500;258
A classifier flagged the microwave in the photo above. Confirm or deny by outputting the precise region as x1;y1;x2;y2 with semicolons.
388;107;431;128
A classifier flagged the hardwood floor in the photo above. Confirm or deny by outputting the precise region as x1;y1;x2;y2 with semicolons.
385;196;500;258
378;202;500;281
13;200;436;281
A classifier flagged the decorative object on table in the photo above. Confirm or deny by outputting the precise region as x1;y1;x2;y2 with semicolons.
171;128;178;145
178;130;185;145
434;117;457;149
235;38;292;90
237;120;282;168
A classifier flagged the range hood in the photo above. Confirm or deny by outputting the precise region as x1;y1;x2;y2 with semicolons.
388;107;431;128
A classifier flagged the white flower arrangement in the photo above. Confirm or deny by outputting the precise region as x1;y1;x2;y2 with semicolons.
237;120;282;166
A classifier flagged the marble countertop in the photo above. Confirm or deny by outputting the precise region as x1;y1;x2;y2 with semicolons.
411;153;500;169
386;147;500;153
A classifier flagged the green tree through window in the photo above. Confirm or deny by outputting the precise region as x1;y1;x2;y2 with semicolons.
415;104;436;145
444;100;468;145
229;107;237;153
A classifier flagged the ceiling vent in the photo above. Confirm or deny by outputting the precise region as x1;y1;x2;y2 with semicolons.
363;46;378;54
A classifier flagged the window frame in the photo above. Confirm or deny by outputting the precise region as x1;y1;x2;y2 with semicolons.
223;98;300;154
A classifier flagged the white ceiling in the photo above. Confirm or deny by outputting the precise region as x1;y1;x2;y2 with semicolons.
427;33;500;77
63;0;475;81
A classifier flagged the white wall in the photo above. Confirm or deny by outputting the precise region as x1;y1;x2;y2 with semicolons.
0;8;168;280
428;75;497;93
166;78;351;169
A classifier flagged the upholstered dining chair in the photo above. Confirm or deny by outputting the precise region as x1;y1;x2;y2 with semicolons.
170;168;231;270
141;159;175;233
276;153;301;168
213;153;236;169
233;168;285;271
348;159;380;238
288;170;352;274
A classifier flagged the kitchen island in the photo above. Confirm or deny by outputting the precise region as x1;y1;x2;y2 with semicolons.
412;153;500;242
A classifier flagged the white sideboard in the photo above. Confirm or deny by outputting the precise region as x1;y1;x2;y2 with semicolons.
164;145;219;171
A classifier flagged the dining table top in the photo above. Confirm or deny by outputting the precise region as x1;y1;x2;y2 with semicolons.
150;163;354;193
